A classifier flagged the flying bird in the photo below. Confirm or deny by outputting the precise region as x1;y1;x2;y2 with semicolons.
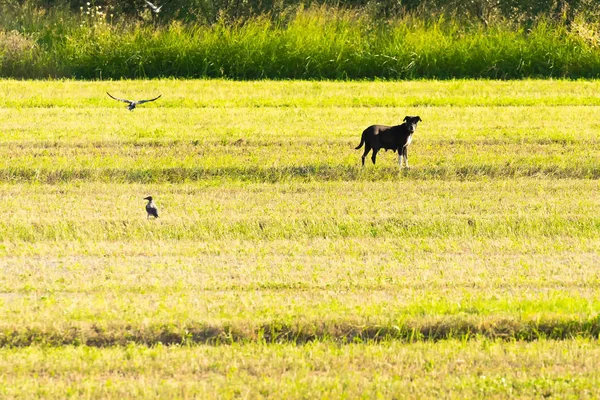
144;0;166;13
144;196;159;219
107;92;162;111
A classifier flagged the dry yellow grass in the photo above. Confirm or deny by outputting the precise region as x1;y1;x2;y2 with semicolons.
0;79;598;397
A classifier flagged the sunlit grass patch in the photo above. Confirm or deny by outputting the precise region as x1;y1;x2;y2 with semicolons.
1;341;600;398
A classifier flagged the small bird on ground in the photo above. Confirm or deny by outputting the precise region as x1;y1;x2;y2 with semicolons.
107;92;162;111
144;196;159;219
144;0;167;14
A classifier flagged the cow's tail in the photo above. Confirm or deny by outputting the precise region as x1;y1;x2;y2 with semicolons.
355;132;365;150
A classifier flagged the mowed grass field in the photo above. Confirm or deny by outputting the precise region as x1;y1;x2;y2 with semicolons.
0;79;599;397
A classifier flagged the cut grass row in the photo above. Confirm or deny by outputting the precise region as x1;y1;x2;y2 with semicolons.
1;341;599;398
2;107;598;144
0;181;598;241
1;315;600;347
1;165;598;183
3;80;600;108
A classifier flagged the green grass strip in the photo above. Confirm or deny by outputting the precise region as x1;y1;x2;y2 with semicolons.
1;316;599;347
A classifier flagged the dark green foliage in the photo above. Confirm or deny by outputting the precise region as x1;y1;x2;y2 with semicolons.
3;0;600;23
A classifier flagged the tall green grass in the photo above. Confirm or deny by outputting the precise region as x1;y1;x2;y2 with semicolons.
2;7;600;79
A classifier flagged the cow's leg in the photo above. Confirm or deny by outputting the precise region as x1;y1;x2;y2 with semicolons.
361;144;371;166
371;148;379;165
403;146;409;169
398;150;404;168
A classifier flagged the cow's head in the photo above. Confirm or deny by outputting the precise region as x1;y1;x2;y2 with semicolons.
403;116;422;133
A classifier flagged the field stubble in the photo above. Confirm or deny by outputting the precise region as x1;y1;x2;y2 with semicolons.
1;340;600;398
0;79;599;397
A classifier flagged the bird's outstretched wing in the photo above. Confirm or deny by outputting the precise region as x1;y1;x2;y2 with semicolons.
106;92;132;104
144;0;160;12
136;95;162;105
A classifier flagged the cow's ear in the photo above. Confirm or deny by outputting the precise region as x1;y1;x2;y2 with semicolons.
403;116;410;122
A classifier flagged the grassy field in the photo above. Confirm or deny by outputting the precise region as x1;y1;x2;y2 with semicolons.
0;79;599;397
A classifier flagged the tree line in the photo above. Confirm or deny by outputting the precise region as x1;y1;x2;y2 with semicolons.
2;0;599;25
